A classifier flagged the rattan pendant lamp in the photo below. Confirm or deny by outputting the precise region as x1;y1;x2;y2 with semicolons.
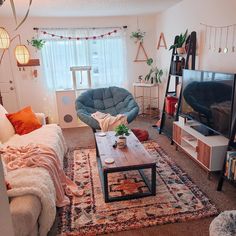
0;27;30;65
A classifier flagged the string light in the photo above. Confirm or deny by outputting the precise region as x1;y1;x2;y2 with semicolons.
33;28;120;41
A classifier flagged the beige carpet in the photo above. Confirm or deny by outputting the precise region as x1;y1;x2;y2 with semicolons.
61;117;236;236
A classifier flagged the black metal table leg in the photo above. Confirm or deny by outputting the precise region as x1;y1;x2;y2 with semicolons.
103;171;109;203
151;164;156;195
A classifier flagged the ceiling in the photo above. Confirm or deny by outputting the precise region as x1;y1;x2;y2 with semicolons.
0;0;181;17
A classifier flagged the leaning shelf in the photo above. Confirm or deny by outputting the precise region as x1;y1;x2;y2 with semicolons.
159;31;197;139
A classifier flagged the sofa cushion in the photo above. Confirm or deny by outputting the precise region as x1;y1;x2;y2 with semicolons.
0;105;15;143
6;106;42;135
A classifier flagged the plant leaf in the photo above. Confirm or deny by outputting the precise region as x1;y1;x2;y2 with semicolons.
15;0;33;30
9;0;17;24
146;58;153;66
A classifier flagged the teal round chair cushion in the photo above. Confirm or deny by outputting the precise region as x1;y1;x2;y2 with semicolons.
75;87;139;130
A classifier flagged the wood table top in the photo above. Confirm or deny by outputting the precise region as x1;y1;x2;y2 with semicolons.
95;131;156;170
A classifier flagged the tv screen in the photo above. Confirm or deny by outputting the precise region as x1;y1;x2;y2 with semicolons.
180;69;236;137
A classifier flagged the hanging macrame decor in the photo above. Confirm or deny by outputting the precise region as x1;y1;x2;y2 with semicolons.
157;32;167;49
134;42;148;62
201;23;236;53
131;16;149;62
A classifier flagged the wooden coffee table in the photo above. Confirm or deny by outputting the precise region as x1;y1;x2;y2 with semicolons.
95;131;156;203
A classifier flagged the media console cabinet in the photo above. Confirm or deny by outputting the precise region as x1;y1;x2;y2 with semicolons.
173;121;228;174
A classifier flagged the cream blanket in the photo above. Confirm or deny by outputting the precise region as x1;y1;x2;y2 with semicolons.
91;111;127;132
1;124;68;236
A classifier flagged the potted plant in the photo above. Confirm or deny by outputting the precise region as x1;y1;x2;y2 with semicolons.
145;58;163;84
130;29;145;43
115;124;130;148
27;38;45;50
169;29;188;54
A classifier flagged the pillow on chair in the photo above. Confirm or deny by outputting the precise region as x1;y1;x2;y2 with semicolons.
0;105;15;143
6;106;42;135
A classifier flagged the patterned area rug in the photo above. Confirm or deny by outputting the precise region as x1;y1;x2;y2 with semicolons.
57;141;218;235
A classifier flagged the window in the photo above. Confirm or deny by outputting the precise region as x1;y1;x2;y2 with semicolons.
41;28;127;90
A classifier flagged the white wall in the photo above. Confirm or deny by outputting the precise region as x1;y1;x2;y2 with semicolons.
0;15;157;121
155;0;236;109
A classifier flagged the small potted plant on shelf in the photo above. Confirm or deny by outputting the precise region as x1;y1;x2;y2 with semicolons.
130;29;145;43
169;29;188;54
115;124;130;149
145;58;163;84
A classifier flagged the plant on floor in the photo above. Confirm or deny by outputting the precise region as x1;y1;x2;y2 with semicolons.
169;29;188;54
145;58;163;84
115;124;130;137
130;29;145;43
27;38;45;50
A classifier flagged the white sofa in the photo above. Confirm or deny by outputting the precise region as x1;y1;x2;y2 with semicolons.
0;105;67;236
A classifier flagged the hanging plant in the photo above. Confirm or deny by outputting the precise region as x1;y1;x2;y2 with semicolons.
27;38;45;50
130;29;145;43
145;58;163;84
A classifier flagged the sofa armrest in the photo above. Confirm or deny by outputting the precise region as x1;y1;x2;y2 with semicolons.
10;195;41;236
35;113;46;125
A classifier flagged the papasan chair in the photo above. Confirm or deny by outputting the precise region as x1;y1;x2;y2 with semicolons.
75;87;139;131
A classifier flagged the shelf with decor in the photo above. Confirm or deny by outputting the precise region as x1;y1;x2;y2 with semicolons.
159;31;196;139
217;116;236;190
133;82;160;117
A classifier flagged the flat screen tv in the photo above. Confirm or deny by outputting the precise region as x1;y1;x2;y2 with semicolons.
180;69;236;138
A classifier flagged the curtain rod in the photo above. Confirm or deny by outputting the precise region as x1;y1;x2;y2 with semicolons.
33;26;127;31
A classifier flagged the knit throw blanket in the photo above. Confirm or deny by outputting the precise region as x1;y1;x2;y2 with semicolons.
91;111;127;132
0;144;83;207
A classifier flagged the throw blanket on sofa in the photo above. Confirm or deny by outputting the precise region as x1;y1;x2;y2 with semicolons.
91;111;128;132
0;144;83;207
0;124;68;236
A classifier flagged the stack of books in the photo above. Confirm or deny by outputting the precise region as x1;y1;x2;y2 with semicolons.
225;151;236;181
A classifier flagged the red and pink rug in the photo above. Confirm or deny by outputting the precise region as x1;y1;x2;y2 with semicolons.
57;141;217;235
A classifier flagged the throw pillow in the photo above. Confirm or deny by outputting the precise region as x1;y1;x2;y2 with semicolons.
0;105;15;143
6;106;42;135
131;128;149;141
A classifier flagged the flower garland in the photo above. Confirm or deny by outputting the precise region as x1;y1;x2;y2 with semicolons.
33;27;119;40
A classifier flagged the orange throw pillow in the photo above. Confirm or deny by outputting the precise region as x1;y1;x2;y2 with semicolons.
6;106;42;135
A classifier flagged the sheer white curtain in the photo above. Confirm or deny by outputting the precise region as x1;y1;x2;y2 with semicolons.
41;28;127;90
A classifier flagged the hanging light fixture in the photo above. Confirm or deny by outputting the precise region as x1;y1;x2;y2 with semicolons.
14;45;30;65
0;27;10;49
0;29;31;65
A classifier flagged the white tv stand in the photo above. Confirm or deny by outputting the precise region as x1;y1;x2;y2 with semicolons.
173;121;228;173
